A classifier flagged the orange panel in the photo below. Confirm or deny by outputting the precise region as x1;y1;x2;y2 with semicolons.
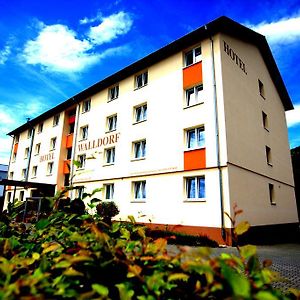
69;115;76;124
13;143;18;154
184;148;206;171
63;160;71;174
183;62;203;89
66;134;73;148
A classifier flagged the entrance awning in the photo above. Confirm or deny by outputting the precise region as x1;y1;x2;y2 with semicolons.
0;179;56;190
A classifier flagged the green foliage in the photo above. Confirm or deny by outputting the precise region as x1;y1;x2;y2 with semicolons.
0;199;299;299
96;201;120;225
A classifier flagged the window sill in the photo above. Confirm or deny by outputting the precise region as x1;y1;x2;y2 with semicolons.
134;84;148;91
105;129;116;134
267;162;273;167
81;110;90;114
103;163;115;167
131;157;146;162
49;149;55;152
264;127;269;132
78;138;88;142
31;176;37;179
184;198;206;203
184;146;205;152
131;200;146;203
260;94;266;100
133;119;147;125
34;153;39;156
271;202;277;206
184;101;204;109
46;174;53;176
53;124;58;127
107;98;118;103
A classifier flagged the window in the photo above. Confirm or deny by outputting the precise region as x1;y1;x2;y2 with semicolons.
12;153;17;162
32;166;37;178
133;181;146;200
104;147;115;164
9;171;14;180
104;184;114;200
19;191;24;202
266;146;272;165
37;123;43;133
82;99;91;113
80;125;88;140
258;80;265;98
134;103;147;123
50;137;57;151
77;186;85;199
69;123;75;134
27;129;33;139
14;135;19;143
67;148;72;159
269;183;276;205
133;140;146;159
107;115;117;132
108;85;119;101
186;85;203;106
185;176;205;200
185;46;202;67
262;111;269;130
135;71;148;89
64;174;70;187
24;147;29;159
21;168;26;180
35;143;41;155
186;126;205;149
77;154;86;169
53;114;60;126
47;162;54;175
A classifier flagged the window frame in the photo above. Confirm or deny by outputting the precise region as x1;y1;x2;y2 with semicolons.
262;111;269;131
104;183;115;200
135;71;148;89
32;166;37;178
104;147;115;165
185;176;206;201
24;147;29;159
266;146;272;166
35;143;41;155
80;125;89;141
134;103;147;123
268;183;276;205
82;99;91;113
108;85;119;102
50;137;57;151
77;154;86;169
53;114;60;127
186;126;205;150
258;79;265;99
27;129;33;139
37;122;43;133
184;46;202;67
185;84;203;107
107;114;117;132
132;140;146;160
133;181;146;201
47;162;54;175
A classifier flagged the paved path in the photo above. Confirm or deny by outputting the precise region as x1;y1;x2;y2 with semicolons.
167;244;300;292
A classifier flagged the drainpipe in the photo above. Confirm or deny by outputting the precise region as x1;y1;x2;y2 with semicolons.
205;25;226;241
69;99;80;198
25;120;35;182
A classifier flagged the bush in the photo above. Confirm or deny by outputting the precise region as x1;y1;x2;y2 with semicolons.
96;201;120;225
0;197;299;299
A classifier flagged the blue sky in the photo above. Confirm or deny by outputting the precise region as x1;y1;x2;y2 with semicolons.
0;0;299;164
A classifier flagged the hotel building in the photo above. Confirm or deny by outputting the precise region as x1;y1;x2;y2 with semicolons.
3;16;298;243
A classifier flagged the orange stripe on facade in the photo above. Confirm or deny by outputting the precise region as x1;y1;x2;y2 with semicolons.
184;148;206;171
13;143;18;154
66;134;73;148
183;62;203;89
69;115;76;124
63;160;71;174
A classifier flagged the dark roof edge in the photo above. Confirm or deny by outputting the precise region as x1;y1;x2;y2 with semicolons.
8;16;293;136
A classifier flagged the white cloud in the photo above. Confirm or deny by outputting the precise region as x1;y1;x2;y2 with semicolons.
88;11;133;45
80;12;102;25
286;104;300;127
249;15;300;45
0;44;11;64
22;23;100;73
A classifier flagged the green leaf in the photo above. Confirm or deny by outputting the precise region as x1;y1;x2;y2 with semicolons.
116;283;135;300
240;245;257;259
221;263;250;298
234;221;250;236
36;218;50;230
92;284;109;296
168;273;189;282
255;291;279;300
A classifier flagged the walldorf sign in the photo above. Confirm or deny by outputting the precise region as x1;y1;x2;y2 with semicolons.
78;132;120;152
223;41;247;75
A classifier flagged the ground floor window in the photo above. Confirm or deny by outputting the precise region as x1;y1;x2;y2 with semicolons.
185;176;205;200
133;181;146;200
104;183;114;200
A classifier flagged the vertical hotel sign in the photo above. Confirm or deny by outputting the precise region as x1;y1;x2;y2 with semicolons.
223;41;247;75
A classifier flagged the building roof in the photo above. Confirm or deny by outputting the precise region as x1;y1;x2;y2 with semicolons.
8;16;293;136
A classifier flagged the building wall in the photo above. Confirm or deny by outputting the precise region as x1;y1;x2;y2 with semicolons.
219;33;298;224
